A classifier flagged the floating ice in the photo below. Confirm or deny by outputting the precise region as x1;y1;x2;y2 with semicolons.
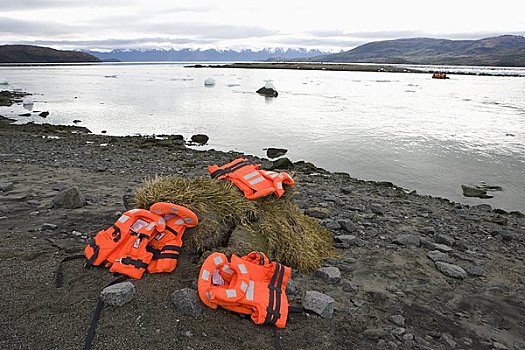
0;79;8;85
204;78;216;86
264;80;275;89
22;98;34;111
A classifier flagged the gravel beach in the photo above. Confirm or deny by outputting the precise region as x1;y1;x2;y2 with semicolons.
1;114;524;350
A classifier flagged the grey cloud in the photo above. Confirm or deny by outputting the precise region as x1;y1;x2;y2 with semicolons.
6;37;218;50
275;36;365;49
0;1;210;13
131;21;280;39
0;16;78;36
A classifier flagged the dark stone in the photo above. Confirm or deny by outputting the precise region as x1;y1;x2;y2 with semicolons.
39;111;49;118
266;147;288;159
338;219;357;232
270;157;293;170
52;187;86;209
190;134;209;145
19;113;31;117
73;120;81;124
256;87;278;97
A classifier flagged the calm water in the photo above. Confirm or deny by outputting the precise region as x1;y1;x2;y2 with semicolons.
1;63;524;212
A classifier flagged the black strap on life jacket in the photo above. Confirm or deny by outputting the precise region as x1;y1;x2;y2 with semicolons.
210;159;254;179
146;244;181;260
257;252;265;265
119;257;148;269
264;262;286;325
55;254;86;288
165;225;180;237
83;275;129;350
85;239;100;267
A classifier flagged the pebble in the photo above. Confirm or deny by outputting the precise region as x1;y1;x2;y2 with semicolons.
435;234;455;246
466;266;486;277
42;223;58;230
305;207;330;219
441;333;457;349
435;261;467;279
100;282;135;306
493;341;508;350
338;219;357;232
0;182;14;192
389;314;405;326
314;266;341;285
370;203;384;215
420;226;435;235
303;290;335;319
427;250;453;263
432;243;454;253
393;234;421;246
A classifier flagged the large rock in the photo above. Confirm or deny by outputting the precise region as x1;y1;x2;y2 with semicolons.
435;261;467;279
171;288;203;317
266;147;287;159
100;282;135;306
461;185;490;198
303;291;335;319
227;224;267;256
52;187;86;209
190;134;209;145
256;87;278;97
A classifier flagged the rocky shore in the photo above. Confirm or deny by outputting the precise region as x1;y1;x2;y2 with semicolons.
1;116;524;350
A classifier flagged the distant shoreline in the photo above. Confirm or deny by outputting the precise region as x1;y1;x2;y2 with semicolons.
187;62;525;77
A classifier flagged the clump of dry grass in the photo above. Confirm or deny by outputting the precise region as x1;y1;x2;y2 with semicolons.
134;176;334;271
256;197;334;271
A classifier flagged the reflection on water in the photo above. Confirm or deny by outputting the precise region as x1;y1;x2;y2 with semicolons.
1;63;524;212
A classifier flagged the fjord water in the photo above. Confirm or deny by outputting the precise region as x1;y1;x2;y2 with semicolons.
1;63;524;212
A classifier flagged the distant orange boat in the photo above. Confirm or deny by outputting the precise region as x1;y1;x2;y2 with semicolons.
432;72;449;79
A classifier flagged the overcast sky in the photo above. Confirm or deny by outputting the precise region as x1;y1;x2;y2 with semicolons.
1;0;524;51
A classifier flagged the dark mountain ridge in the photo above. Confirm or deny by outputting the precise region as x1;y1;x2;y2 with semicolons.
304;35;525;67
0;45;100;63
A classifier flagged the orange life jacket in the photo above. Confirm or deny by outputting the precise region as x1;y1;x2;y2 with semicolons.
84;203;198;279
208;158;294;199
198;251;292;328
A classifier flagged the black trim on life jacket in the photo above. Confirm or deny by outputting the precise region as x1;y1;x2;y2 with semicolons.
85;239;100;267
256;252;264;265
165;225;179;237
210;159;254;179
111;224;121;242
120;257;148;269
265;262;286;325
146;245;181;260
